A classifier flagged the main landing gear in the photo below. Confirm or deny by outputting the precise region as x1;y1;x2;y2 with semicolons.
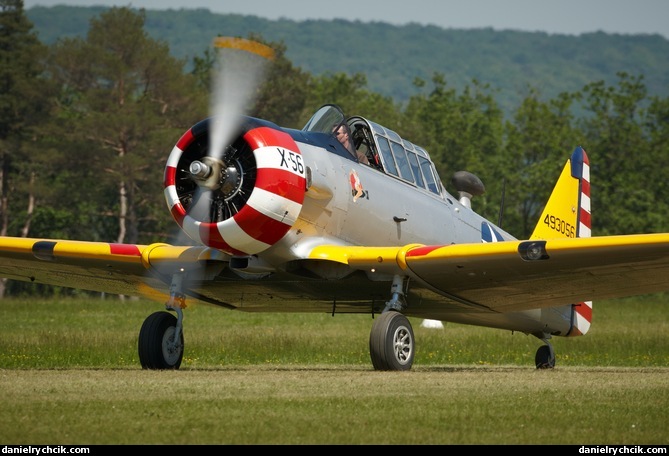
368;276;559;371
135;272;556;371
369;275;415;371
138;274;186;370
369;311;415;371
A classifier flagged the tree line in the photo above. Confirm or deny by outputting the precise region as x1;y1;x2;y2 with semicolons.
25;4;669;116
2;1;669;296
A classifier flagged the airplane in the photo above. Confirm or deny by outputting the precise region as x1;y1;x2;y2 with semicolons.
1;38;669;372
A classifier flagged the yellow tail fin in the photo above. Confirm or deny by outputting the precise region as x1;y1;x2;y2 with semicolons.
531;146;590;240
531;146;592;336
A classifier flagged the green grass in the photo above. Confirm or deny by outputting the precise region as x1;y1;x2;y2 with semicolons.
0;295;668;444
1;294;667;369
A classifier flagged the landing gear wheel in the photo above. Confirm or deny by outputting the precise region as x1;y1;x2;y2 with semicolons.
369;311;415;371
535;344;555;369
138;311;184;370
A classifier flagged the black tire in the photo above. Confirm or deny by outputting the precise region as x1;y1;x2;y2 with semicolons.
369;311;415;371
535;344;555;369
138;311;184;370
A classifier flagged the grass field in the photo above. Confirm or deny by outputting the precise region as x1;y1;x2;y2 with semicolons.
0;294;668;444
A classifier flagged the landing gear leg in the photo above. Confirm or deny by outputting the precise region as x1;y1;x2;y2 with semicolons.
382;274;408;313
138;272;187;370
369;275;415;371
534;334;556;369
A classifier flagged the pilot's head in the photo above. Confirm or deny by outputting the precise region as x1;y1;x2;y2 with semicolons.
333;123;349;139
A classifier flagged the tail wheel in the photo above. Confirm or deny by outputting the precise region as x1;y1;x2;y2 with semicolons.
138;311;184;370
369;311;415;371
535;344;556;369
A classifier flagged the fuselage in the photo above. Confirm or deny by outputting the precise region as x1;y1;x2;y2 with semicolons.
261;116;516;268
162;105;577;338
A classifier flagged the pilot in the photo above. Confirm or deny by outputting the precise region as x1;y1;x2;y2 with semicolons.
334;123;356;157
335;123;369;165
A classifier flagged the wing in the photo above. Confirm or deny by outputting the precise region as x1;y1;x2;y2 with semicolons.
0;237;230;305
0;236;388;312
309;232;669;313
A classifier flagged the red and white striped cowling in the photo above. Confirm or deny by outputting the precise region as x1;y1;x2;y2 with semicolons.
163;124;306;256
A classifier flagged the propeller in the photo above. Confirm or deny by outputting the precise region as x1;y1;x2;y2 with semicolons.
159;37;276;302
163;35;304;259
208;37;275;163
179;37;276;240
187;37;275;224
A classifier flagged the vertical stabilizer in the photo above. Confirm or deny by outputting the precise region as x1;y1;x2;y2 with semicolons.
530;146;590;240
532;146;593;336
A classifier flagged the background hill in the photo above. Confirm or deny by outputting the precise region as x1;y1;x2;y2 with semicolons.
26;5;669;115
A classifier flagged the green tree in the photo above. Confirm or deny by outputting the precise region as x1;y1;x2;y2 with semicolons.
252;38;310;128
301;72;398;125
579;73;652;235
0;0;51;297
644;95;669;233
401;74;504;220
191;35;311;129
501;88;582;238
47;6;205;244
0;0;50;236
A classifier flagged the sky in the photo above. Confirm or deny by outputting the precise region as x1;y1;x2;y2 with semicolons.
23;0;669;39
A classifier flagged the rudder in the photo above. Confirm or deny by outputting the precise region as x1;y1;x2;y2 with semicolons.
532;146;593;336
530;146;590;240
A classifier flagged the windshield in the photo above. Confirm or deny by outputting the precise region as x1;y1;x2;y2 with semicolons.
302;104;346;135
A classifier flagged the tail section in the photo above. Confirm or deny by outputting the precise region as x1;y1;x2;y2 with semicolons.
533;146;593;336
530;146;591;241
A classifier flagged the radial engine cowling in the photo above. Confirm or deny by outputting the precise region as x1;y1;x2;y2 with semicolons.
163;117;306;256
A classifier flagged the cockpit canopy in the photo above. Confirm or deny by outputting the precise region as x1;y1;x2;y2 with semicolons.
303;104;444;197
